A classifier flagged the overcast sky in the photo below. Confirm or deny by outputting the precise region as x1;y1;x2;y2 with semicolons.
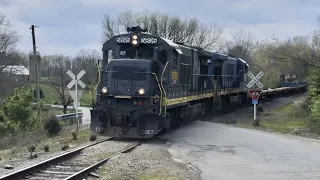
1;0;319;57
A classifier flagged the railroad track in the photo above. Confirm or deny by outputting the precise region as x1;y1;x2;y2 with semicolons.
0;137;142;180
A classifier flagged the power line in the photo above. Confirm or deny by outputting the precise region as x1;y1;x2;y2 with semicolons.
57;0;89;17
23;0;88;53
23;34;31;52
37;29;55;47
36;0;89;28
37;0;133;48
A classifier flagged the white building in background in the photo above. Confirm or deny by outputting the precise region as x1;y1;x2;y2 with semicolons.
2;65;30;81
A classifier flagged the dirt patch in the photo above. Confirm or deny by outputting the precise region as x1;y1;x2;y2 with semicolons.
86;142;201;180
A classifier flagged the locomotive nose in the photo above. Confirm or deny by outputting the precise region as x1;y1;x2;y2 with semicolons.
104;59;153;96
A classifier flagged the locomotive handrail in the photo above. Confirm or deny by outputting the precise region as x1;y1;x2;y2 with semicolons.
217;75;240;88
191;74;215;77
161;61;170;117
104;70;118;73
152;72;162;115
190;74;215;92
93;62;102;102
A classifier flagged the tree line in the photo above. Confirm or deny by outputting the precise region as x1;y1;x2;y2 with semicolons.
1;9;320;131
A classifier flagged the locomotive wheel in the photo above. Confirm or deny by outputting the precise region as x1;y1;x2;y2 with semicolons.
163;111;173;131
171;108;181;128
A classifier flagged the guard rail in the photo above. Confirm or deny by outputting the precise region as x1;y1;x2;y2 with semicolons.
55;112;83;124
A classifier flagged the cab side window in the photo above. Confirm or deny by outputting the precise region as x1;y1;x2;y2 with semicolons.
173;50;178;67
159;50;167;64
108;49;114;61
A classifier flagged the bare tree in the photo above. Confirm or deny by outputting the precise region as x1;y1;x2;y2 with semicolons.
102;10;223;50
267;35;318;72
73;49;101;107
47;55;73;114
0;12;25;104
265;15;320;70
225;29;255;66
0;12;20;77
73;49;100;83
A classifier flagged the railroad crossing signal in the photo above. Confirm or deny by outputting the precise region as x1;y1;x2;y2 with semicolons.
247;71;264;89
67;70;86;89
66;69;86;133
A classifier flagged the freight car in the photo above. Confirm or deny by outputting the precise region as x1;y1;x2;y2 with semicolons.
90;26;306;138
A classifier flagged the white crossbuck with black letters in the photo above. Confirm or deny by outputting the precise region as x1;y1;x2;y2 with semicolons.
67;70;86;89
247;71;264;89
66;69;86;132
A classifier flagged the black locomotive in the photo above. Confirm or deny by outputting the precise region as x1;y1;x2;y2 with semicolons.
90;26;250;138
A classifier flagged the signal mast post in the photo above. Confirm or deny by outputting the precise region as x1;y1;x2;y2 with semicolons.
254;102;256;121
247;71;264;126
249;89;262;125
66;70;86;133
75;75;78;132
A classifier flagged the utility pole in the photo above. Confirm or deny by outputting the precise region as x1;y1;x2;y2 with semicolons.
31;25;40;102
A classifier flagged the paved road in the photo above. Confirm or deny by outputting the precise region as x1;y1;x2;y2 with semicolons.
159;121;320;180
48;104;91;124
78;107;91;124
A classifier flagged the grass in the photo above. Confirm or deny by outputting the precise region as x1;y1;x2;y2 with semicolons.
25;82;93;107
0;127;96;165
0;103;94;164
236;98;309;134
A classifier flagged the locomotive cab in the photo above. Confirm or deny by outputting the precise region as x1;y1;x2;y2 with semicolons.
91;27;169;138
104;59;158;97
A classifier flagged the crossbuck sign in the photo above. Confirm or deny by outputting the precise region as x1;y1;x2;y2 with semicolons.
67;69;86;132
67;70;86;89
246;71;264;122
247;71;264;89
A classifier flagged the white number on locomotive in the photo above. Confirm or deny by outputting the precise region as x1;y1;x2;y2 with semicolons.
142;130;154;135
96;127;105;132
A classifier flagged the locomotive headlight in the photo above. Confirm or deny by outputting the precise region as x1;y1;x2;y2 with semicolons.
132;39;138;45
138;88;145;95
101;87;108;94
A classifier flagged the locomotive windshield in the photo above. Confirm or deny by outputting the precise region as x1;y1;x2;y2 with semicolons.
119;45;154;60
111;66;148;81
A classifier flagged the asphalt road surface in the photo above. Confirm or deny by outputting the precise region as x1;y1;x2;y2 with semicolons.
78;107;91;124
49;104;91;124
160;121;320;180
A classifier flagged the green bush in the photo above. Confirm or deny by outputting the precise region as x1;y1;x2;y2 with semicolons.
44;115;61;136
1;88;33;129
0;119;17;136
307;68;320;133
0;111;5;123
